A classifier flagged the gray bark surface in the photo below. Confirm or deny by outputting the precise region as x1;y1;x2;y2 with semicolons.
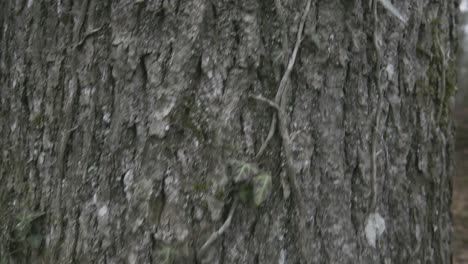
0;0;458;263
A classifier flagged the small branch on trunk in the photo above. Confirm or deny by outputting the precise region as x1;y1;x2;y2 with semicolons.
255;0;312;161
370;0;383;212
250;1;312;261
198;197;239;257
74;24;106;49
252;0;311;206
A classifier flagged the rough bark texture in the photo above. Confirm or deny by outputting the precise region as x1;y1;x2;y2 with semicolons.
0;0;458;263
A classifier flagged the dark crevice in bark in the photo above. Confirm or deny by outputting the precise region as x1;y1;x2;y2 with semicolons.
160;42;173;87
289;73;298;129
313;0;319;31
20;85;30;118
253;253;259;264
139;54;149;91
220;234;226;264
350;160;360;235
135;0;146;29
248;214;258;240
70;207;81;263
232;19;241;49
239;110;248;154
73;0;91;43
32;144;43;209
175;0;182;16
157;174;167;229
0;2;4;44
15;0;26;14
107;64;116;125
210;1;217;21
53;215;69;262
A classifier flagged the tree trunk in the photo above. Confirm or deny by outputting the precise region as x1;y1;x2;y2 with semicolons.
0;0;458;263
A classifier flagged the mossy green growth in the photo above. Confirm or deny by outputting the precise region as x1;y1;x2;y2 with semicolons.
430;18;442;35
9;210;46;256
431;18;457;122
415;74;438;108
191;180;209;193
155;246;175;264
15;211;45;238
414;18;457;125
438;66;458;124
416;45;432;60
444;62;458;102
238;183;253;203
32;114;42;127
214;189;226;200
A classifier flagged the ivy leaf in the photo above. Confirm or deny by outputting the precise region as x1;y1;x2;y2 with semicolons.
378;0;407;24
156;246;174;264
229;160;259;183
27;234;43;249
252;173;272;206
15;211;45;235
238;183;253;203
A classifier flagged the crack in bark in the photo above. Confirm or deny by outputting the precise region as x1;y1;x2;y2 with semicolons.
70;207;81;263
54;0;91;259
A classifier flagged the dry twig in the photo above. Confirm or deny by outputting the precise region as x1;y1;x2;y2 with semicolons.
198;198;239;257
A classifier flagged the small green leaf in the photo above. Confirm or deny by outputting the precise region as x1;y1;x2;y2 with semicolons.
229;160;259;183
252;173;272;206
238;183;253;203
27;234;43;249
15;211;45;234
192;181;208;193
156;246;174;264
311;34;322;49
16;211;45;224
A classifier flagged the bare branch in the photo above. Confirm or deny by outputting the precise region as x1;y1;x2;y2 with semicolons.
255;0;312;159
198;198;239;257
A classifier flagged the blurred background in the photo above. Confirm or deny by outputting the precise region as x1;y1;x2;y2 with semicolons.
454;1;468;263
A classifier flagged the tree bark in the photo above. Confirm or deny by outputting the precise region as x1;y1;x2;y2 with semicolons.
0;0;458;263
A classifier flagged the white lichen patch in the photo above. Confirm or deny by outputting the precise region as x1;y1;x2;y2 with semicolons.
175;226;189;241
123;169;135;201
98;205;108;217
365;212;386;248
164;175;181;203
386;64;395;80
148;117;169;139
103;112;111;124
279;249;287;264
195;206;204;221
132;218;144;233
128;251;137;264
148;100;175;138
